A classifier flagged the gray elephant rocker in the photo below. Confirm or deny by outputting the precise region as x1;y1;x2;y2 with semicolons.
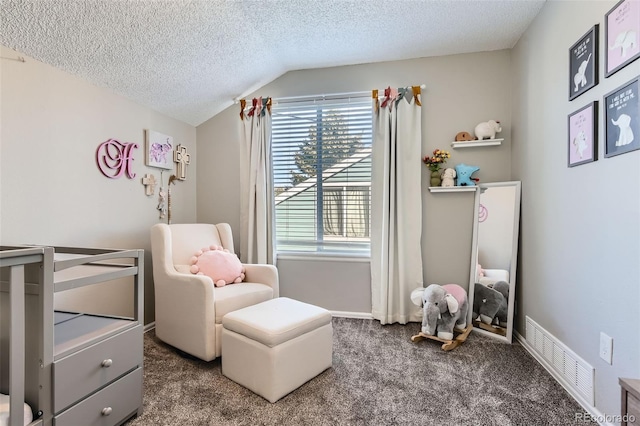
410;284;472;351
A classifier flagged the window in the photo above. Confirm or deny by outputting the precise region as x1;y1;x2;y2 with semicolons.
272;95;372;255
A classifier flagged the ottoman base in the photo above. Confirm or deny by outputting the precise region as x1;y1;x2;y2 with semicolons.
222;323;332;403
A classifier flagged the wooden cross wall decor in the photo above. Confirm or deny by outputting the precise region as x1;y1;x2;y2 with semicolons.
141;173;157;195
174;144;191;181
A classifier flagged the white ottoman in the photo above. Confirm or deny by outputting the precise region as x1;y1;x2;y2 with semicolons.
221;297;333;403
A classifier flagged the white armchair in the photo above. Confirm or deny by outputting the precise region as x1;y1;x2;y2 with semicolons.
150;223;278;361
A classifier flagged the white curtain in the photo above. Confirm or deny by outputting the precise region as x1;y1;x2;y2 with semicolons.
370;87;424;324
239;98;276;265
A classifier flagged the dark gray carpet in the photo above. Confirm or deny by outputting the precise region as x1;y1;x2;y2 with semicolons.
125;318;594;426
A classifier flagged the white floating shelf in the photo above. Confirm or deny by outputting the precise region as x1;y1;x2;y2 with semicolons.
451;138;504;148
428;186;478;193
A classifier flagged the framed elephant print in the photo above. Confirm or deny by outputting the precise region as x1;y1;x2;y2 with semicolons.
145;129;174;169
604;77;639;158
568;101;598;167
605;0;640;78
569;25;599;100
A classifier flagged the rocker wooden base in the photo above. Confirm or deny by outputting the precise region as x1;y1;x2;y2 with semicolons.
473;320;507;336
410;324;473;351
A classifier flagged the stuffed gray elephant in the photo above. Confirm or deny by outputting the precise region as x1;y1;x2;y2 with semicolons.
492;281;510;327
473;283;504;325
411;284;468;340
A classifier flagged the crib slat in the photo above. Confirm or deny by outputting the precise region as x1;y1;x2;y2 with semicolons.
9;264;25;426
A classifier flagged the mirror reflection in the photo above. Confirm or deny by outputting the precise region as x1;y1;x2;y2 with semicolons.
469;181;521;343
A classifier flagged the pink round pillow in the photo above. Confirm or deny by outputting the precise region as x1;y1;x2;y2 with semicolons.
189;245;245;287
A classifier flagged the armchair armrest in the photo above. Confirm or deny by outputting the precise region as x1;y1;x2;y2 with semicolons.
154;270;218;360
243;263;279;298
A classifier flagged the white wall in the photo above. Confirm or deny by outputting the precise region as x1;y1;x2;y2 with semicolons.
197;50;513;313
0;46;197;324
511;0;640;419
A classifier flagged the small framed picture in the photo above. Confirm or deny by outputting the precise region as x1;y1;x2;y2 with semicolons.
605;0;640;78
568;101;598;167
569;25;599;100
145;130;174;169
604;77;640;157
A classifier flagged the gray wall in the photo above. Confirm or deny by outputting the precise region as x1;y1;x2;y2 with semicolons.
511;0;639;419
197;50;513;313
0;46;197;324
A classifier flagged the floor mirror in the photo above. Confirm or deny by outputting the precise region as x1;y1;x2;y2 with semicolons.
467;181;521;343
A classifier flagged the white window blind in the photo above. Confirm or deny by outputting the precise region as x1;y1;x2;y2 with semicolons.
272;95;372;255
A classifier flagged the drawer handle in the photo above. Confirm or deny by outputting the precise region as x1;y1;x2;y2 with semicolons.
101;359;113;368
101;407;113;416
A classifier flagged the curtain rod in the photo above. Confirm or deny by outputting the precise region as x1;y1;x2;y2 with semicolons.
233;84;426;104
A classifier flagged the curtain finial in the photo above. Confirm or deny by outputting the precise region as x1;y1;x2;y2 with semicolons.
412;86;422;106
372;89;379;113
239;99;247;120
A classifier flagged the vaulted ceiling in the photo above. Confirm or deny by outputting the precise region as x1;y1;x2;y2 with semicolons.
1;0;546;126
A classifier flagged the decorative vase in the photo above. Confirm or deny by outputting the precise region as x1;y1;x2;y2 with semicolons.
430;169;441;187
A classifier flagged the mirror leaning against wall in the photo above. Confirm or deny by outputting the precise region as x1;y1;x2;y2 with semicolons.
467;181;521;343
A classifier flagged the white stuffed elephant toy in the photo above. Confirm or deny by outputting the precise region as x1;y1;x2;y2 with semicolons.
411;284;469;340
474;120;502;140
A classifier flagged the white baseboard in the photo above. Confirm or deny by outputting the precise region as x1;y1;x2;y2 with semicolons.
330;310;373;319
514;331;613;426
143;321;156;333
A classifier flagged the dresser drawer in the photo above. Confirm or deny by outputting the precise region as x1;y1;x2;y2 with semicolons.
53;325;143;412
54;367;142;426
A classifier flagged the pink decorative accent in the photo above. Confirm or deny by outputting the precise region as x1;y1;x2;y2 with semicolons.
380;86;400;109
247;97;263;117
96;139;139;179
478;203;488;223
189;246;245;287
441;284;467;306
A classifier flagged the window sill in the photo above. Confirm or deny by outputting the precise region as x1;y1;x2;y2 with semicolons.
277;252;371;263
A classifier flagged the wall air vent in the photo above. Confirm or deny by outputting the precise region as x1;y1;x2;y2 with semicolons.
525;316;594;406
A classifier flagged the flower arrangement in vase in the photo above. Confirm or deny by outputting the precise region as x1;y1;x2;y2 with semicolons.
423;149;451;186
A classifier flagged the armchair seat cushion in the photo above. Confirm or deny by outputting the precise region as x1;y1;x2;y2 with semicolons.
214;283;274;323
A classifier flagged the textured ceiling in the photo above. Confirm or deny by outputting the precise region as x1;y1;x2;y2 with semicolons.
1;0;545;126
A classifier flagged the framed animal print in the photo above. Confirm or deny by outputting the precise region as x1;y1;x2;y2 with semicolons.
569;25;599;100
145;130;174;169
568;101;598;167
604;77;639;157
605;0;640;77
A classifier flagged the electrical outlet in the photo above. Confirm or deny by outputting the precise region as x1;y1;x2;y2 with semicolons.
599;332;613;364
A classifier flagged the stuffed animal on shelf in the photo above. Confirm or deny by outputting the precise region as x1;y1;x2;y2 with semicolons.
455;163;480;186
492;281;510;327
455;131;473;141
474;120;502;140
411;284;468;341
440;168;456;187
472;283;504;325
190;245;246;287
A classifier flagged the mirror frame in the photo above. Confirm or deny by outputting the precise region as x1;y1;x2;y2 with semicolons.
467;181;521;343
